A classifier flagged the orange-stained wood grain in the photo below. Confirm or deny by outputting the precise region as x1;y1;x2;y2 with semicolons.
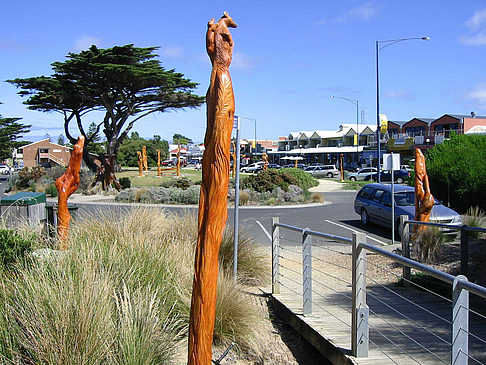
262;152;268;171
142;145;148;171
414;148;434;233
137;151;143;177
157;150;161;176
187;11;237;365
55;135;85;249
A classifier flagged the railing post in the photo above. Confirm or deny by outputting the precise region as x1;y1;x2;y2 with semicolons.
460;225;468;276
272;217;280;294
400;215;411;284
352;232;369;357
452;275;469;365
302;228;312;315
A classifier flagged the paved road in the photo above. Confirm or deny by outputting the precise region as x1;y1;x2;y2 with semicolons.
73;191;394;247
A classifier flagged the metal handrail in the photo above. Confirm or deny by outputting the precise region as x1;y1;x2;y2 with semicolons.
405;219;486;232
272;218;486;364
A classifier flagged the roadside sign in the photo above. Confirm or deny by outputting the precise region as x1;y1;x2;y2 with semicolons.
382;153;400;170
233;115;240;129
379;114;388;133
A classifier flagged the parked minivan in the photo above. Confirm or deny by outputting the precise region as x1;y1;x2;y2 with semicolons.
354;183;461;235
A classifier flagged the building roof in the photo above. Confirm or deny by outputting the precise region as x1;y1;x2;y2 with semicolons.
20;138;72;150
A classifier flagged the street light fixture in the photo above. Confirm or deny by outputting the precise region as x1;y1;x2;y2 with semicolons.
376;36;429;182
239;116;257;158
330;95;360;166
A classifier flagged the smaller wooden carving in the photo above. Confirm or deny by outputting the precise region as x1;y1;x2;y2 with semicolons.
414;148;434;233
176;144;181;177
142;145;148;171
340;154;344;182
262;152;269;171
55;135;85;249
157;150;161;176
137;151;143;177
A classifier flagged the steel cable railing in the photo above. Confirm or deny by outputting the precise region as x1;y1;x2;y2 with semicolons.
271;216;486;365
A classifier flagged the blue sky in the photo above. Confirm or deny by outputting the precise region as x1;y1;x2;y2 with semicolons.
1;1;486;144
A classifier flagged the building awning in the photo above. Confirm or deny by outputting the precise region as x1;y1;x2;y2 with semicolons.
268;146;365;154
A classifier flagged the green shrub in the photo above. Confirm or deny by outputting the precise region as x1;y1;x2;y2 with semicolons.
45;184;58;197
0;229;35;270
278;168;318;190
119;177;131;190
413;227;444;263
462;207;486;239
241;169;297;193
239;191;249;206
173;177;192;190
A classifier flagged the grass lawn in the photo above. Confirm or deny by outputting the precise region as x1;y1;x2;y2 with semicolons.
338;179;371;190
117;167;202;187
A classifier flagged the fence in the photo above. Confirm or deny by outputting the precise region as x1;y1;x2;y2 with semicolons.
271;216;486;364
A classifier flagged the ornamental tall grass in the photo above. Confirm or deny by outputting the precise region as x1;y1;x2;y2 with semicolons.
0;208;267;364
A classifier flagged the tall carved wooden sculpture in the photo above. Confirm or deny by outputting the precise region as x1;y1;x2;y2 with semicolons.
137;151;143;177
414;148;434;233
157;150;161;176
188;12;237;365
262;152;269;171
55;135;85;249
142;145;148;172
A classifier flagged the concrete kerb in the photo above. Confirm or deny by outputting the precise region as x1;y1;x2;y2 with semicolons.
45;179;344;209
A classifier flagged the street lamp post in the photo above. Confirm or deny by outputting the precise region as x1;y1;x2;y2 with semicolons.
330;95;360;166
376;36;429;182
239;116;257;158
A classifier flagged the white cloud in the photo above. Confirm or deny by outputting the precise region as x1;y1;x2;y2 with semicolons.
466;9;486;30
337;2;379;22
383;89;415;101
74;35;101;52
231;52;257;71
161;46;184;59
467;83;486;107
461;9;486;46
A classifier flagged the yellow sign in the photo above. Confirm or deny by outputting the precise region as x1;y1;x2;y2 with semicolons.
353;135;358;145
379;114;388;133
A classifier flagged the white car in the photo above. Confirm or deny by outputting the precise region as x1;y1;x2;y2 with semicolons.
240;162;264;173
347;167;377;181
0;165;10;175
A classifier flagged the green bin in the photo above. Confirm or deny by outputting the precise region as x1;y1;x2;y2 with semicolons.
0;192;47;227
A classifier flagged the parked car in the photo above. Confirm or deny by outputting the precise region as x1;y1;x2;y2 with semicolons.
268;163;281;169
304;164;339;178
354;183;461;236
282;163;307;170
0;165;10;175
364;169;411;184
240;161;264;173
343;162;360;172
347;167;377;181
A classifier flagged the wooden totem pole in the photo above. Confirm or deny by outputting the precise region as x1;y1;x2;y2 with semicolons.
157;150;161;176
262;152;269;171
414;148;434;233
188;12;237;365
55;135;85;249
176;144;181;177
142;145;148;172
137;151;143;177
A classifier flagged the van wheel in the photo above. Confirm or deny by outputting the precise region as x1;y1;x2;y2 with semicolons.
396;177;404;184
361;209;369;226
350;176;357;181
327;172;333;178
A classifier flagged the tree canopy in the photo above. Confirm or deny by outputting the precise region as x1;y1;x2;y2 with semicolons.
117;132;169;167
0;115;30;160
8;44;205;185
172;133;193;145
426;133;486;212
